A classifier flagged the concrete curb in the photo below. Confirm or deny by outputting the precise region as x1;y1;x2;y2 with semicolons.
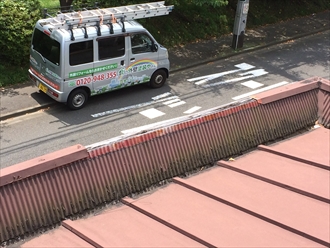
0;102;56;122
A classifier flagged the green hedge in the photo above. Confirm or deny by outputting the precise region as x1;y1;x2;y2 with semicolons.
0;0;41;66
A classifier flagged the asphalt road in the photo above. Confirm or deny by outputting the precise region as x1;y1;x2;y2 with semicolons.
1;30;329;169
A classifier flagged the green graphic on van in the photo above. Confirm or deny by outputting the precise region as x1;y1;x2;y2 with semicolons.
90;60;157;96
118;59;157;76
69;63;118;78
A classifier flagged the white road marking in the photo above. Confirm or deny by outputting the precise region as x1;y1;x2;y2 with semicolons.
235;63;256;70
91;92;177;118
241;80;264;89
91;101;155;118
239;69;268;77
163;99;181;105
162;98;186;108
168;101;186;108
152;92;172;100
184;106;201;114
187;63;255;85
204;69;268;87
232;81;290;101
189;69;241;85
139;108;165;119
120;116;187;135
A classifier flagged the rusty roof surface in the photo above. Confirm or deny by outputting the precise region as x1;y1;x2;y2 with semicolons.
16;126;330;248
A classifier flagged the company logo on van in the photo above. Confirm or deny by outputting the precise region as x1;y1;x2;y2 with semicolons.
69;63;118;78
30;55;38;65
46;68;61;80
119;60;157;76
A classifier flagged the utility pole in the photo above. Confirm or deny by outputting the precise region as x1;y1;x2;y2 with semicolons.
232;0;250;50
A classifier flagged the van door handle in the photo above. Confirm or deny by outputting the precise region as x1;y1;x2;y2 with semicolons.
121;60;125;66
130;58;135;62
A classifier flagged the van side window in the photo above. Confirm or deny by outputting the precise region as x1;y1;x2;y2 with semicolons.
98;36;125;60
131;33;153;54
69;40;93;66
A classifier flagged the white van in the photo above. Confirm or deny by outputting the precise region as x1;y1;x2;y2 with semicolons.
28;2;173;110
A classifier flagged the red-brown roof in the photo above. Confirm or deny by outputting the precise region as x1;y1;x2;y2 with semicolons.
17;126;330;247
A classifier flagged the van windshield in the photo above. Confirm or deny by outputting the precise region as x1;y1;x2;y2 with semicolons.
32;29;60;65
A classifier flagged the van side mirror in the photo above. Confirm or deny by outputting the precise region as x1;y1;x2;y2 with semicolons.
152;44;158;52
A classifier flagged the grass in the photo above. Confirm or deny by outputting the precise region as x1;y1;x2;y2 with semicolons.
40;0;59;9
0;65;30;87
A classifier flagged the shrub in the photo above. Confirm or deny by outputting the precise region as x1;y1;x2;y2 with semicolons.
0;0;41;66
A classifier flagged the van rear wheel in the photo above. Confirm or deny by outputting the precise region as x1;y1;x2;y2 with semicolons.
149;70;167;88
67;88;88;110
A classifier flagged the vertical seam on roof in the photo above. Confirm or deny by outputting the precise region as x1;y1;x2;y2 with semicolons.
121;197;217;248
172;177;330;247
258;144;330;170
217;160;330;204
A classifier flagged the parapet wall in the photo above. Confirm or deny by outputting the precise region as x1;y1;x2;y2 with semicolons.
0;77;329;243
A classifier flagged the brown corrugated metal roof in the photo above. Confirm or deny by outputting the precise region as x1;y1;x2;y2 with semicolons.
15;126;330;248
2;78;328;243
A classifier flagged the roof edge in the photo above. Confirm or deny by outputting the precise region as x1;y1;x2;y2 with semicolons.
0;144;88;187
253;77;330;104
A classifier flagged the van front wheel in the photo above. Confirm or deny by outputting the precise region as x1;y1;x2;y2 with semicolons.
149;70;167;88
67;89;88;110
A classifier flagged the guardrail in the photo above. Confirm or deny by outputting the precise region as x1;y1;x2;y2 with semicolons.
0;77;329;244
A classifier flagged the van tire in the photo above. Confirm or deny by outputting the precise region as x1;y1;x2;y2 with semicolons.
67;88;88;110
149;70;167;88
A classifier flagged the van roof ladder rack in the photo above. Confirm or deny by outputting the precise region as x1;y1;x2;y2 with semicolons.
41;1;174;32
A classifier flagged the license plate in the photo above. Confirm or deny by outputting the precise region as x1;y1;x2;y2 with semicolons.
38;83;47;93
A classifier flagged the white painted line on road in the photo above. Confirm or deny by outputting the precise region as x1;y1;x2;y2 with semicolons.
121;123;159;135
139;108;165;119
184;106;201;114
239;69;268;77
187;63;256;85
91;101;155;118
121;120;172;134
187;70;240;82
152;92;172;100
193;70;241;85
91;92;177;118
241;80;264;89
168;101;186;108
120;115;189;135
204;69;269;87
163;98;181;105
232;81;290;101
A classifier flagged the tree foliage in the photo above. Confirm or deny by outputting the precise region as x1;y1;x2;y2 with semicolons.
191;0;228;7
0;0;41;65
59;0;228;9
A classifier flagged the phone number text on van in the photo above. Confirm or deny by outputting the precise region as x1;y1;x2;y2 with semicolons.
69;72;117;87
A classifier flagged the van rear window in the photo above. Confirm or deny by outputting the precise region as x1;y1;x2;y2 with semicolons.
32;29;60;65
70;41;94;66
